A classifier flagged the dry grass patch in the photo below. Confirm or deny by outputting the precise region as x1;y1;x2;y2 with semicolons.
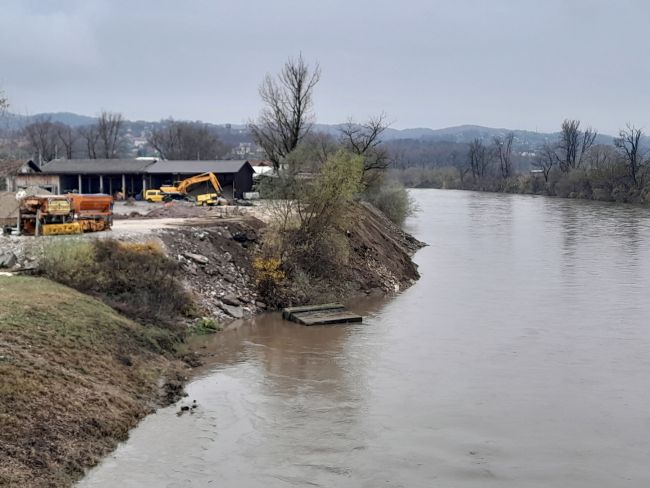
0;276;185;488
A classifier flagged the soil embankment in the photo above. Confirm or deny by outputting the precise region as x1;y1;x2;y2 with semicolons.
346;202;423;293
0;277;187;488
155;203;424;314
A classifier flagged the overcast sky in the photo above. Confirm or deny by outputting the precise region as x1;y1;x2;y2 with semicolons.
2;0;648;134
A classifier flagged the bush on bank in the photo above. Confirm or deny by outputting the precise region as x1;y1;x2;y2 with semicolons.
362;176;415;226
38;239;194;331
254;149;366;305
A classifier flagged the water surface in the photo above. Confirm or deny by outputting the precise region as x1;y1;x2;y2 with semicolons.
78;190;650;487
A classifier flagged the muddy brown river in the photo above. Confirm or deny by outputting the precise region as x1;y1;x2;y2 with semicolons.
78;189;650;487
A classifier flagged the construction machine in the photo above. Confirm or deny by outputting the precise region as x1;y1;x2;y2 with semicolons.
158;172;222;204
18;194;113;236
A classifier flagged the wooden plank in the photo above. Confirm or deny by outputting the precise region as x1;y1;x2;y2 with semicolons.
288;309;347;323
282;303;363;325
295;311;363;326
282;303;344;320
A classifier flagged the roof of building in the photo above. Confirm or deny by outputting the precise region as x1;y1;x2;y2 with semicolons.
144;160;253;174
41;159;154;174
38;159;255;176
0;160;40;176
248;159;273;167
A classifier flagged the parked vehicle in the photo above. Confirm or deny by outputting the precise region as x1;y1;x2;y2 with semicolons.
143;189;164;202
18;194;113;236
195;193;219;206
159;172;222;202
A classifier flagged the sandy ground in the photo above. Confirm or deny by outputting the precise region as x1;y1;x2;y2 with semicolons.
113;200;273;224
110;218;196;235
111;201;152;216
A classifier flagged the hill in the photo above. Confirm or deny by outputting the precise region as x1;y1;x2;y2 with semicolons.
3;111;615;145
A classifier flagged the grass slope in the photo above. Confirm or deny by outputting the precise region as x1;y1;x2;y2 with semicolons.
0;276;184;488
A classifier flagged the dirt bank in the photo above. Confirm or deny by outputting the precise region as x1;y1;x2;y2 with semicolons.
153;203;424;315
346;202;424;293
158;216;267;322
0;276;187;488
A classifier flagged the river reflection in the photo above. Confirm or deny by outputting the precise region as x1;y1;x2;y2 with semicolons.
79;190;650;488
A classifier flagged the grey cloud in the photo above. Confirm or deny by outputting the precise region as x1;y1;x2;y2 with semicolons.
1;0;648;134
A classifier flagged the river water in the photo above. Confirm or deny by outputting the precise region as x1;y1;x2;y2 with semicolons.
78;189;650;487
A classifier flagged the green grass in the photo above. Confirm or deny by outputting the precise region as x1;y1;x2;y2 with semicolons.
0;276;185;488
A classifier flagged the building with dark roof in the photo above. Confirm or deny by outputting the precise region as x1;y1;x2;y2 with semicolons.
40;159;153;196
13;159;255;199
145;160;255;199
0;160;42;192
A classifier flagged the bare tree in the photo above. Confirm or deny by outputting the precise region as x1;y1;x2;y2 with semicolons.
79;124;100;159
0;89;7;115
340;113;390;177
148;119;229;160
97;111;125;158
614;124;645;187
556;119;597;172
493;132;514;179
249;54;321;171
450;150;470;185
533;143;556;182
583;144;619;171
23;117;58;164
311;132;339;166
468;138;490;180
54;123;78;159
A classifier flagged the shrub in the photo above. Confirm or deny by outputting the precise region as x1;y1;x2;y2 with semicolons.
191;317;222;335
255;149;364;305
39;239;194;328
252;257;287;307
363;178;415;225
38;240;97;290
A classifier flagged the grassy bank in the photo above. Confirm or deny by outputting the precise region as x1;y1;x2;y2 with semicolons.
0;276;186;488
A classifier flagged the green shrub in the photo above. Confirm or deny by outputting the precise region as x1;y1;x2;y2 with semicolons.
364;178;415;225
191;317;222;335
256;149;365;305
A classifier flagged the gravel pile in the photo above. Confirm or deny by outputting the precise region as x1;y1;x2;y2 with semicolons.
159;219;266;323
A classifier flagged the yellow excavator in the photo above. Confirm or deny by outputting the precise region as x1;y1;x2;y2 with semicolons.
157;172;223;205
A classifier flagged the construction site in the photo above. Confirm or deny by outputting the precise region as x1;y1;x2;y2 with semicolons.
0;168;265;322
0;169;423;325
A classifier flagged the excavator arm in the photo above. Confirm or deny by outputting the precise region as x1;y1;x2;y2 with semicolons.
175;172;223;195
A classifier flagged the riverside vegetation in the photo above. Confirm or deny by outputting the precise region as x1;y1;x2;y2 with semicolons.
393;120;650;205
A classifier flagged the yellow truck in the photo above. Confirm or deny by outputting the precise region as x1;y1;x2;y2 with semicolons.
143;189;164;202
195;193;219;206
